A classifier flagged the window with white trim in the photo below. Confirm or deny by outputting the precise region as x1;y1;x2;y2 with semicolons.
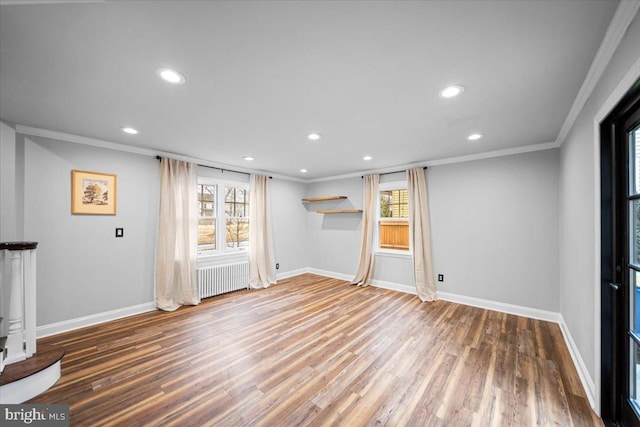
197;179;249;255
377;182;410;253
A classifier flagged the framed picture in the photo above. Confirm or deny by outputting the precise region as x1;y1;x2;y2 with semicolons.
71;170;117;215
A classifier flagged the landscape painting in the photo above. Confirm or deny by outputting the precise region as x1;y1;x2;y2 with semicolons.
71;170;117;215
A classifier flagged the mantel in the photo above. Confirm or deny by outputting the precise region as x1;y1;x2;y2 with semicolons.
0;242;38;251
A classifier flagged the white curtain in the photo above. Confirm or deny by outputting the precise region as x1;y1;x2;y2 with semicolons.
351;174;379;286
249;174;276;289
155;158;200;311
407;167;437;301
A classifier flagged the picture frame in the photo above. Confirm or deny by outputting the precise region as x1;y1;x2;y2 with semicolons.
71;170;117;215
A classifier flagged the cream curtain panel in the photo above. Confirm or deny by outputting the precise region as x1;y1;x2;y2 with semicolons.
155;158;200;311
407;167;437;301
249;174;276;289
351;174;379;286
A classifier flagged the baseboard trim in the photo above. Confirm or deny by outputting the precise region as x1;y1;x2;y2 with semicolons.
276;268;309;280
558;314;596;409
36;302;157;338
371;278;416;295
306;268;353;282
438;291;562;323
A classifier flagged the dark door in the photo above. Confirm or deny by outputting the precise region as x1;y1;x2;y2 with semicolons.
601;79;640;426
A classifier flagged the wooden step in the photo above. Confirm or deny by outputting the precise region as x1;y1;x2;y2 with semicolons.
0;344;65;386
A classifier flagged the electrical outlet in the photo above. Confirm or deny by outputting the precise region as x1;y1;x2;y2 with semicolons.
438;274;444;282
115;228;124;238
276;263;280;270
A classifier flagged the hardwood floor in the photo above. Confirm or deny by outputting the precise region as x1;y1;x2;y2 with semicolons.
29;274;601;426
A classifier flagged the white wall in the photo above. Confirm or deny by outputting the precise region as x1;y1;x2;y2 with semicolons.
559;12;640;405
23;136;160;326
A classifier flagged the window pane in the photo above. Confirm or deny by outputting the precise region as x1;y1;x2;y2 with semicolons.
631;126;640;195
631;340;640;407
380;189;408;219
198;184;216;217
225;187;249;218
198;218;215;250
226;218;249;249
632;199;640;266
632;270;640;335
379;220;409;250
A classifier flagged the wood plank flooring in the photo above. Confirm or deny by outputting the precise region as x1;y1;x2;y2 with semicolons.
29;274;601;426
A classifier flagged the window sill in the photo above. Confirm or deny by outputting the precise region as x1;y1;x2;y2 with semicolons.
374;250;413;260
197;250;249;267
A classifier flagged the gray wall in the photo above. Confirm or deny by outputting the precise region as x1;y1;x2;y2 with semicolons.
271;178;309;275
559;13;640;393
305;151;560;311
430;150;559;311
15;135;310;326
23;136;160;326
0;121;17;242
306;177;363;276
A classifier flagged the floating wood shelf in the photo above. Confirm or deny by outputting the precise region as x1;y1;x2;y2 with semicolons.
302;196;347;202
316;209;363;214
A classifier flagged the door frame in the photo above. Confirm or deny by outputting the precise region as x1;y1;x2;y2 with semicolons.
593;59;640;419
600;79;640;425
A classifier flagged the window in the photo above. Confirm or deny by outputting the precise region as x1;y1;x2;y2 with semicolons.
225;186;249;249
197;179;249;255
378;183;409;252
198;184;216;253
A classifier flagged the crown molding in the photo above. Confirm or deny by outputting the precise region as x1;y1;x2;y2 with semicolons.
595;54;640;124
555;0;640;146
14;125;307;183
14;124;561;185
0;0;104;5
307;141;559;183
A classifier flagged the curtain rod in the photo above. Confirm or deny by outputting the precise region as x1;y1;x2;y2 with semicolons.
362;166;427;178
156;156;272;179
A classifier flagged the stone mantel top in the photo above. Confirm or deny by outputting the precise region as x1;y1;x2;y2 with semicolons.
0;242;38;251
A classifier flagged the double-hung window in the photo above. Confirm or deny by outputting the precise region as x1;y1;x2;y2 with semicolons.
224;186;250;249
377;182;410;253
197;179;249;255
198;183;217;254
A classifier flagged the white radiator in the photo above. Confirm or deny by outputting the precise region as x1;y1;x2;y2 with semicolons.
198;262;249;299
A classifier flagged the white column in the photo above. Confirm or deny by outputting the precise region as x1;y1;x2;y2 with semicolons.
5;250;26;364
23;249;36;358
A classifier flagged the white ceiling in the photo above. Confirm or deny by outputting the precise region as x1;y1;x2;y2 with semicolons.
0;0;619;179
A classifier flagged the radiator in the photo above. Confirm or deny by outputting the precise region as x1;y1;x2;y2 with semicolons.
198;262;249;299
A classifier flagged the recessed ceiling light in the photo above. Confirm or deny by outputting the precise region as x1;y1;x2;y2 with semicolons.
121;127;138;134
300;169;308;173
363;155;373;161
438;85;464;99
306;133;321;141
243;156;254;161
155;68;186;84
467;133;483;141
